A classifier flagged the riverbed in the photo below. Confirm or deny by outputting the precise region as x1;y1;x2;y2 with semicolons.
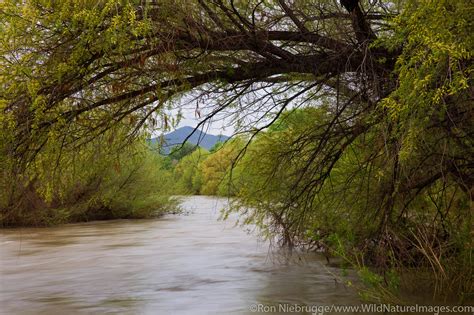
0;196;360;314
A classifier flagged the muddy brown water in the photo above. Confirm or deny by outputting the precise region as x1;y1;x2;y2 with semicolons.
1;196;362;314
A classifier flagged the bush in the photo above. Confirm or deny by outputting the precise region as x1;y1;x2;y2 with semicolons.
0;128;175;227
225;107;473;301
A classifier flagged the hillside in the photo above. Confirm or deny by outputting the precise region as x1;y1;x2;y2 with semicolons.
151;126;229;153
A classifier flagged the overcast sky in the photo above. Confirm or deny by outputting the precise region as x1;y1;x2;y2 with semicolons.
150;99;236;138
175;108;235;136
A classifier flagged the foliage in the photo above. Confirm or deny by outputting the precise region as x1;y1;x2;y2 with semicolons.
170;139;244;196
173;148;209;195
199;138;244;196
0;0;399;167
0;126;175;226
167;142;198;161
228;102;473;300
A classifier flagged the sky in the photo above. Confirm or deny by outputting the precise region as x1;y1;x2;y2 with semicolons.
151;80;313;138
153;92;238;137
175;107;235;136
149;101;236;138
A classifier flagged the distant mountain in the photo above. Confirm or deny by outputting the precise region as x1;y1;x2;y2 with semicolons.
151;126;229;153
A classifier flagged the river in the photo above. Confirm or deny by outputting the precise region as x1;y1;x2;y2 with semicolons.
0;196;361;314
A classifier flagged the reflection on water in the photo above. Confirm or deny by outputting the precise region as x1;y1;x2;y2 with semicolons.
0;196;360;314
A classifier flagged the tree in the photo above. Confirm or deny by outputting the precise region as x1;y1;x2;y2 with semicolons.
167;142;198;161
1;0;399;167
0;125;175;226
199;138;243;195
1;0;473;299
173;148;209;194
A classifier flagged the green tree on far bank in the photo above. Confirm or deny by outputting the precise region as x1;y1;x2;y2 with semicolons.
173;148;209;194
199;139;244;196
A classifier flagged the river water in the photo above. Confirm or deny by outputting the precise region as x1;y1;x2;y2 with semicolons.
0;196;361;314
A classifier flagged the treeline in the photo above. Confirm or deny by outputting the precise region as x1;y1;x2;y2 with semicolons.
0;125;176;227
168;139;243;196
0;122;243;227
